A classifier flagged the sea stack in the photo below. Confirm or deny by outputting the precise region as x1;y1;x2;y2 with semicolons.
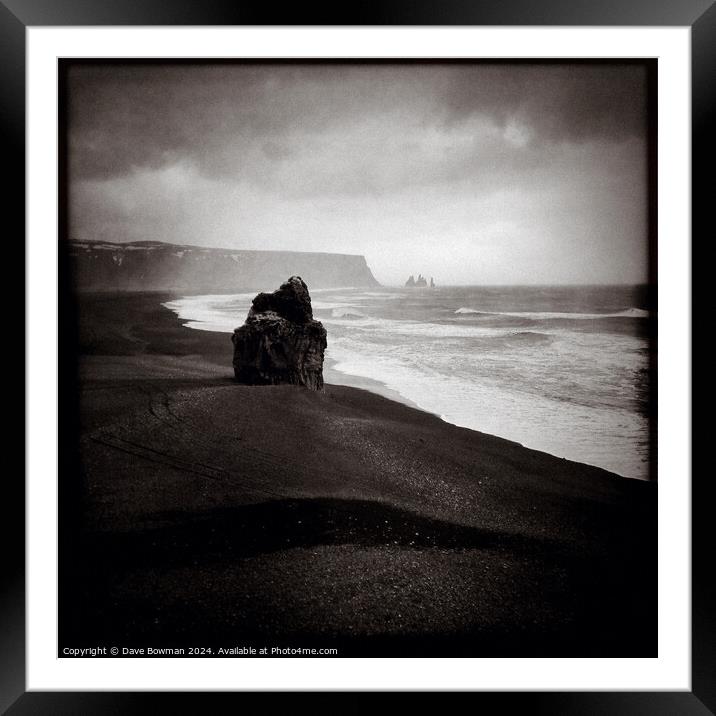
232;276;327;390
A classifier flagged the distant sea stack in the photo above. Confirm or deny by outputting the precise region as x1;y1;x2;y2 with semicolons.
67;240;380;292
232;277;327;390
405;274;434;288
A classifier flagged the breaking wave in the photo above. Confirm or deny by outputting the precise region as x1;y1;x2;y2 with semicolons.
331;308;366;319
455;307;650;320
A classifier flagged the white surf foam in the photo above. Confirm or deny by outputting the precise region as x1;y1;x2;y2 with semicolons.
455;307;650;319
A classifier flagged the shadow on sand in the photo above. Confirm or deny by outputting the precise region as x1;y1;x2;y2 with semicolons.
61;497;656;657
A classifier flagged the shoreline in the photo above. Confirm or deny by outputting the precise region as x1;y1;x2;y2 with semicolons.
324;357;427;414
163;292;642;480
160;293;439;417
62;290;657;657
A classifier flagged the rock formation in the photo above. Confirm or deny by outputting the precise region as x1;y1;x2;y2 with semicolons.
405;273;429;287
232;276;327;390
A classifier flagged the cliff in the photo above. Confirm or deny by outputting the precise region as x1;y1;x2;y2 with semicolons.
67;240;380;292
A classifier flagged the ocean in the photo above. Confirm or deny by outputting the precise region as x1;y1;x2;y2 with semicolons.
164;285;654;480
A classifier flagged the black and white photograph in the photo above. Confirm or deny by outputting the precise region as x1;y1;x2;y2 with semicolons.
58;59;660;660
56;59;660;659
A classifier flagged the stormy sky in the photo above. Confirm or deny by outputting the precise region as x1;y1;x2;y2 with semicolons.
66;62;650;285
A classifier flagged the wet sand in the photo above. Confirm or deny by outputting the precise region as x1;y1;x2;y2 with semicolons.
60;292;657;657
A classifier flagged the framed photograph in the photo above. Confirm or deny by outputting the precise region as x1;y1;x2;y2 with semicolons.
10;0;707;709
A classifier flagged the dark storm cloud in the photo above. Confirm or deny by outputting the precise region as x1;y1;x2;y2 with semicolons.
67;63;425;182
67;62;647;186
440;63;648;143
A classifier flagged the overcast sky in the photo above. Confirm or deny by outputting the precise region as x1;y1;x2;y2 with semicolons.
66;62;650;286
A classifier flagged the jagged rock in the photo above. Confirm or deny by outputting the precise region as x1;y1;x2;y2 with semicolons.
232;276;327;390
250;276;314;323
405;273;429;288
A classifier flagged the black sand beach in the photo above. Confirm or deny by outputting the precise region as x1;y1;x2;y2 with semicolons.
60;292;657;657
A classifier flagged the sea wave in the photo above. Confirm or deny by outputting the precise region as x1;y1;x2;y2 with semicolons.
454;307;489;315
311;300;358;310
162;294;255;332
507;331;553;344
331;307;366;319
455;307;650;320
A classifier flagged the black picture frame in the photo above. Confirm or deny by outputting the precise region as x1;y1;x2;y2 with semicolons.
7;0;708;710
